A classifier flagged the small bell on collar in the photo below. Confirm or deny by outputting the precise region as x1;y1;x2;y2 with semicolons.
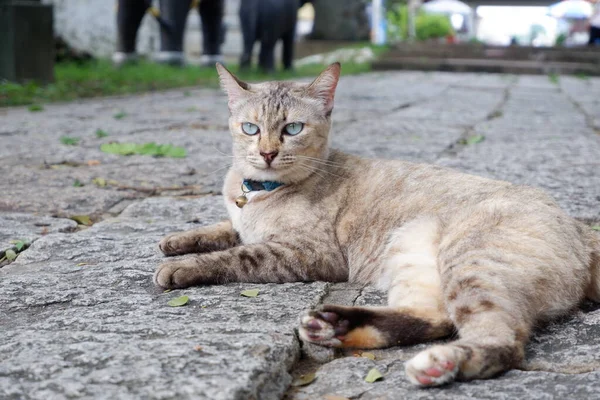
235;182;251;208
235;194;248;208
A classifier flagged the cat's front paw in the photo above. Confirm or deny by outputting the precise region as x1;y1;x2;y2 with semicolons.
159;233;197;256
405;345;461;387
298;308;349;347
154;259;201;289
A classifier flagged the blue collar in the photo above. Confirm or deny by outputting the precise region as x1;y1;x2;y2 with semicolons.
242;179;284;192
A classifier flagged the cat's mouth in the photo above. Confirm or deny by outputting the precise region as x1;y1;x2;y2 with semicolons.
247;159;288;171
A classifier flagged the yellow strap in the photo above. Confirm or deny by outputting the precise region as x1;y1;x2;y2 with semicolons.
148;6;160;17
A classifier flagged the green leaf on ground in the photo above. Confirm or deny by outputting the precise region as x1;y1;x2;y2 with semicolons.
5;249;17;261
591;225;600;231
95;129;109;138
164;145;187;158
113;111;127;119
548;73;559;84
60;136;80;146
240;289;260;298
10;239;28;251
70;215;92;226
28;104;44;112
73;179;84;187
291;373;316;387
92;177;107;187
466;135;485;145
364;368;383;383
167;295;189;307
100;142;187;158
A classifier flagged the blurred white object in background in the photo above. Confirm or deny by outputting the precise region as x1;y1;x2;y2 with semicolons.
548;0;593;19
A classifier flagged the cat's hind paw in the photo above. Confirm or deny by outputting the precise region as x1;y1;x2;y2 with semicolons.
405;345;461;387
298;308;349;348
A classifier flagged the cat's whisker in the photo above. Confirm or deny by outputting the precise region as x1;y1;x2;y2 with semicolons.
211;146;236;157
298;162;343;180
295;156;351;169
297;164;326;180
298;162;344;179
201;163;234;177
295;155;346;165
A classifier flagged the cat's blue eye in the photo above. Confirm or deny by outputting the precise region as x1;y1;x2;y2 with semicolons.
241;122;259;135
284;122;304;136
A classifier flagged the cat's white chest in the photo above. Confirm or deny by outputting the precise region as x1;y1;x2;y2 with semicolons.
225;192;267;244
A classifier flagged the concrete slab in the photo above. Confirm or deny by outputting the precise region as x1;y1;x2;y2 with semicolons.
1;71;600;399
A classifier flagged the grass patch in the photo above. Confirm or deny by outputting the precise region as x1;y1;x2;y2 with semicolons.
60;135;80;146
95;129;109;138
100;142;187;158
0;55;375;107
113;110;127;120
28;104;44;112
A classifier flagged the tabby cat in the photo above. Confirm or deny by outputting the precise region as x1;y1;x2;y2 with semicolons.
154;63;600;386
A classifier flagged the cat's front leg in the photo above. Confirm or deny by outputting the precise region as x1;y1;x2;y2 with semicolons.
154;240;348;289
159;220;239;256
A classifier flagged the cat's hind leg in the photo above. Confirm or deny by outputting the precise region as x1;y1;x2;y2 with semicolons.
299;304;453;349
300;217;453;349
405;273;531;386
405;221;550;386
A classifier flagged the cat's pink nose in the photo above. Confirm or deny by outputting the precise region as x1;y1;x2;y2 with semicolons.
260;151;278;166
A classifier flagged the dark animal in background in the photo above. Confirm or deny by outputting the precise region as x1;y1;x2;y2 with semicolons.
239;0;306;73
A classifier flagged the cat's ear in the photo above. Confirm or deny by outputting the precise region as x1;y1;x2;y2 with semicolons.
216;63;250;108
307;62;341;114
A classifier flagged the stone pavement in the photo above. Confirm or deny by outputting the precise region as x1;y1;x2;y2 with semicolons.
1;71;599;400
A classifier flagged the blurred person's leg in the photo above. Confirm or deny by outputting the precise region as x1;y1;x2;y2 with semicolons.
199;0;225;66
156;0;192;65
114;0;147;66
589;26;600;46
239;0;258;69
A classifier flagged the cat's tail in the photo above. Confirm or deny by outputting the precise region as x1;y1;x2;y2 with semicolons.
585;228;600;302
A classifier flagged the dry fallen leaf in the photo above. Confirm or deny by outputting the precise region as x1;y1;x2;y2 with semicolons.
92;177;107;187
324;395;351;400
5;250;17;261
193;345;203;352
291;372;316;387
364;368;383;383
361;352;376;360
70;215;92;226
87;160;101;166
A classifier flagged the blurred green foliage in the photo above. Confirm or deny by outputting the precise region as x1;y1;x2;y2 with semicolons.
386;4;454;42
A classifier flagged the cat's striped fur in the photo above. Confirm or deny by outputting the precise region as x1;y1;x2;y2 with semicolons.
154;63;600;386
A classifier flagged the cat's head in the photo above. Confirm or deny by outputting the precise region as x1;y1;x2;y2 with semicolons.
216;63;340;183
